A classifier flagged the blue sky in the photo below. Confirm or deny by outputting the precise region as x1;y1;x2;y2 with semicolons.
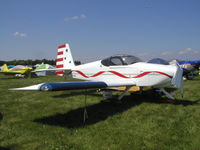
1;0;200;62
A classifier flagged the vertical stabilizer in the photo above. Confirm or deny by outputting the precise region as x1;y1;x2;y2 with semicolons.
2;64;9;71
56;43;75;76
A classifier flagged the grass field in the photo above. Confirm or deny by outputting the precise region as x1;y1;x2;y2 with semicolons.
0;74;200;150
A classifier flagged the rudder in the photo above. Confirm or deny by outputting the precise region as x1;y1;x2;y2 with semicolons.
56;43;75;76
2;64;9;71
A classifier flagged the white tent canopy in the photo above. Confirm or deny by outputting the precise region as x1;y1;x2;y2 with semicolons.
35;63;55;76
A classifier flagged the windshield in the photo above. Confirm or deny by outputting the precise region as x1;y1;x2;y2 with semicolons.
121;56;142;65
101;55;142;66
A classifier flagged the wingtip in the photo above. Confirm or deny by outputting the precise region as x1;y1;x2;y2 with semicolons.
9;83;44;91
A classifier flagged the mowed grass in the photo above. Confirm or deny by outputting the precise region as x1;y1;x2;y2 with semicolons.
0;74;200;150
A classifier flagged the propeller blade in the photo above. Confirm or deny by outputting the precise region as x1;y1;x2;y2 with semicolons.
171;64;184;98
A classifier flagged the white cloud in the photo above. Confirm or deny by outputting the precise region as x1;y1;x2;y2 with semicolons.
161;48;200;60
80;14;86;19
13;31;27;38
136;48;200;61
64;14;87;22
161;51;172;56
178;48;199;55
13;32;19;36
137;52;151;57
186;48;192;51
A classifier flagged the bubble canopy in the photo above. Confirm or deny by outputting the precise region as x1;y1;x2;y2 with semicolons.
101;55;143;66
148;58;169;65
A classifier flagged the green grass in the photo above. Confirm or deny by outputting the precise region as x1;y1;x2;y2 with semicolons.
0;75;200;150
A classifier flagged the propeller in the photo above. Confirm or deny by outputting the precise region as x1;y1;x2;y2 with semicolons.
172;64;184;98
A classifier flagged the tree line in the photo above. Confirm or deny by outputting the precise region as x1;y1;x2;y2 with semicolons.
0;59;81;66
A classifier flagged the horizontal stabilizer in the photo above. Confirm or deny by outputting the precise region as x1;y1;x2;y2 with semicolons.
35;68;72;72
10;82;108;91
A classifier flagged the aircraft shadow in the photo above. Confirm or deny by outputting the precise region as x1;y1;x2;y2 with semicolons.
52;87;178;98
52;90;102;98
0;112;3;121
0;147;10;150
33;91;199;129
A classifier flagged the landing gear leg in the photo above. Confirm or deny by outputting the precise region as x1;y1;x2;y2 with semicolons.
117;86;132;101
160;88;175;100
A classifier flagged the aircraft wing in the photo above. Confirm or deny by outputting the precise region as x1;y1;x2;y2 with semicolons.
0;71;8;73
9;81;108;91
0;71;18;74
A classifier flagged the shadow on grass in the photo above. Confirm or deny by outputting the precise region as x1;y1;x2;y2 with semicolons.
0;76;18;79
52;90;102;98
0;147;10;150
53;88;178;98
33;90;199;129
0;112;3;120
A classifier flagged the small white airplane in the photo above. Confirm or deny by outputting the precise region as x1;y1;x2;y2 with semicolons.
10;43;183;100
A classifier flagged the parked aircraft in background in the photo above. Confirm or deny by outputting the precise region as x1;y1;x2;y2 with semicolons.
177;60;200;80
0;64;35;78
148;58;200;80
178;60;200;71
11;44;183;100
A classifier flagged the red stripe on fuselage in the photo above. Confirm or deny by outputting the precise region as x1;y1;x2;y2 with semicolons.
58;44;66;49
91;71;105;77
73;70;89;78
72;70;172;79
108;71;129;78
132;71;172;78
